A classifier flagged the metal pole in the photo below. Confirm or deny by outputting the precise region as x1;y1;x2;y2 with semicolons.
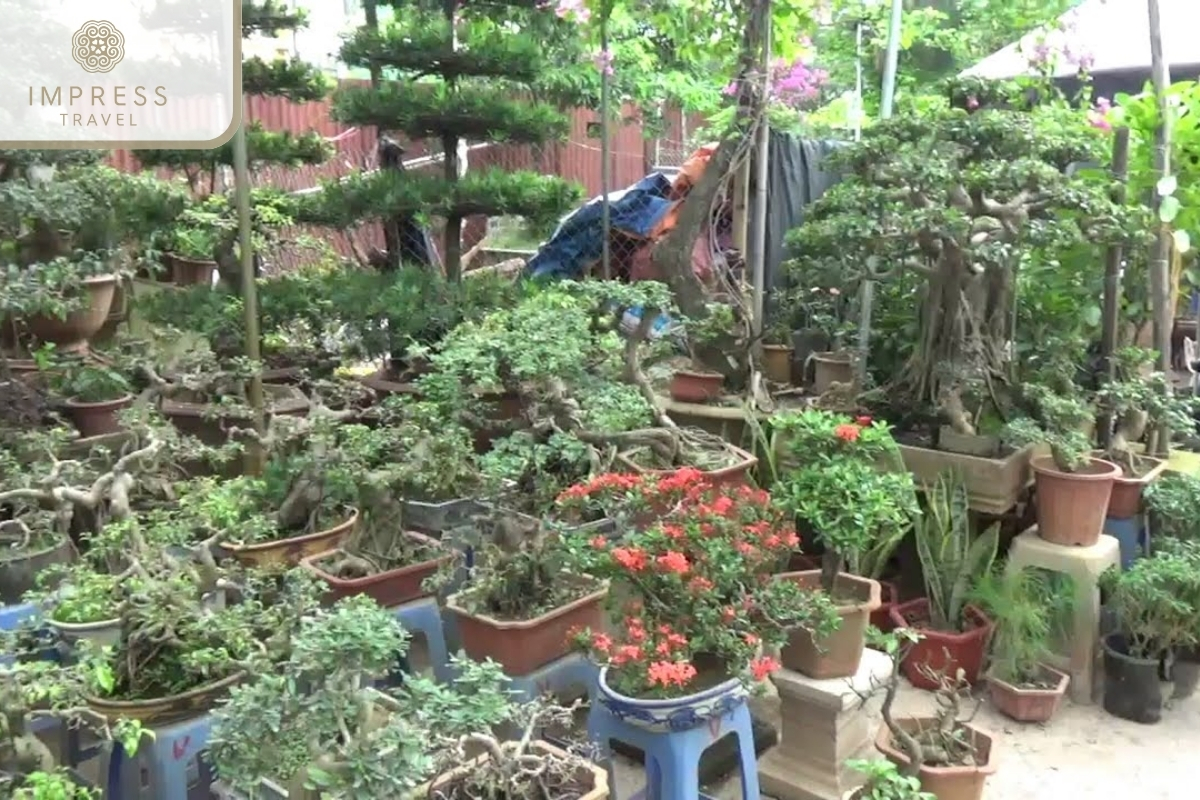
1147;0;1173;454
600;9;611;280
856;0;903;383
233;123;266;473
750;1;771;340
1098;127;1132;450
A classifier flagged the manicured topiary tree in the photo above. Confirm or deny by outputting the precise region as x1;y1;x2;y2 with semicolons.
295;0;584;280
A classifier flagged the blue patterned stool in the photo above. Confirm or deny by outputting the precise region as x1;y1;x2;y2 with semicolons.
587;683;759;800
392;596;451;682
106;712;216;800
505;652;599;703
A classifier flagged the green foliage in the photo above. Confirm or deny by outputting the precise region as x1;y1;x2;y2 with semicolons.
1001;384;1093;472
1145;473;1200;543
845;758;935;800
242;56;329;102
1100;550;1200;659
52;363;131;403
970;566;1074;686
133;123;331;177
370;397;480;502
913;471;999;632
7;769;100;800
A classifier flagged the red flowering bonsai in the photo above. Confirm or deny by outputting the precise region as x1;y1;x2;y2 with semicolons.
771;410;918;594
559;469;840;699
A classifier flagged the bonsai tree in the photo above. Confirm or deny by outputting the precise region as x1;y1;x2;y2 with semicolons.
789;77;1143;428
1145;472;1200;543
1001;384;1095;473
297;0;584;279
1096;346;1199;470
772;409;919;592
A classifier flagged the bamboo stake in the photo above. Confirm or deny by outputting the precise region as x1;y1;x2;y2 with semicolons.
1147;0;1173;455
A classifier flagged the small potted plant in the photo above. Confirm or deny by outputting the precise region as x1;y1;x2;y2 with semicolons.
1095;347;1196;518
669;304;734;403
53;363;134;439
843;758;935;800
969;566;1074;722
798;286;855;395
1002;384;1119;546
38;565;126;649
1098;551;1200;724
773;410;919;679
890;471;998;689
565;469;840;731
761;307;795;385
162;211;220;286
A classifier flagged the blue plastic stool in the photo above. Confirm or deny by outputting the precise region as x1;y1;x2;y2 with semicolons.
1103;515;1147;568
106;712;215;800
587;699;759;800
504;652;599;703
0;601;36;631
392;596;452;682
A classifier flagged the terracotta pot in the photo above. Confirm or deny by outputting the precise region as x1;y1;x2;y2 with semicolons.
419;740;609;799
875;718;996;800
779;571;881;679
870;580;900;634
615;444;758;489
762;344;794;384
810;351;853;395
1107;456;1168;519
301;532;452;606
446;575;608;675
223;509;359;569
0;535;73;605
86;672;244;725
1032;456;1120;546
64;394;134;438
669;369;723;403
986;663;1069;723
890;599;994;689
22;275;118;353
164;253;217;286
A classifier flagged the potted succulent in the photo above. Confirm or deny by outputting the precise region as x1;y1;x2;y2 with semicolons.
53;362;134;439
969;566;1074;723
773;410;919;678
565;469;839;731
843;758;935;800
437;507;609;676
890;471;998;689
1098;551;1200;724
1095;347;1196;518
1002;384;1118;547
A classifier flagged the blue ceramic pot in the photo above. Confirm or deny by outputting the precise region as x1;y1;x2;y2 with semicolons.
596;666;748;733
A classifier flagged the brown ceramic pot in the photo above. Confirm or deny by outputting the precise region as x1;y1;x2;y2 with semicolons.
223;509;358;569
301;532;452;607
762;344;794;384
22;275;117;353
875;719;996;800
446;575;608;675
890;599;994;689
668;369;723;403
64;394;134;438
1107;456;1168;519
778;570;881;679
810;351;853;395
164;253;217;286
986;664;1069;723
1032;455;1120;546
86;672;244;725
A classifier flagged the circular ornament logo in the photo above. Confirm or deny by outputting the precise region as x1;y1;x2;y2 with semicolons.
72;21;125;74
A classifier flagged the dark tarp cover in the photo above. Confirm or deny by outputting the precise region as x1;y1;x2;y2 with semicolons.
764;131;844;293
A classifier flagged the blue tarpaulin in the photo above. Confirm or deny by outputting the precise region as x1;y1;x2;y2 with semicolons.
525;173;676;281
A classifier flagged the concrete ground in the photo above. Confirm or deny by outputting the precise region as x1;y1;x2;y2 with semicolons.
604;678;1199;800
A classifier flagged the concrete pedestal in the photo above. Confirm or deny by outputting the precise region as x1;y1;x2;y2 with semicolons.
758;648;893;800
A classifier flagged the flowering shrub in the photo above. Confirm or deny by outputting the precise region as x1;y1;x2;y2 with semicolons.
560;469;839;699
772;410;918;589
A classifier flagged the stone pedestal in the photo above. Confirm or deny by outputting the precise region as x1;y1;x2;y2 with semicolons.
759;648;893;800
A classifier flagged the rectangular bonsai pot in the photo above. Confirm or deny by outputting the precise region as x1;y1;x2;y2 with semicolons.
615;443;758;488
300;532;452;607
898;442;1039;514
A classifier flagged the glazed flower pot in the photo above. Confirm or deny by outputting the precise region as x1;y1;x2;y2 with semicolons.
22;275;118;354
1102;633;1163;724
985;663;1069;723
446;575;608;675
223;509;359;569
64;394;134;439
810;351;853;395
0;535;73;605
669;369;723;403
762;344;794;384
86;672;244;725
421;740;609;799
596;666;749;733
1032;456;1120;546
778;570;881;679
48;615;121;649
615;444;758;489
301;532;452;607
164;253;217;286
875;718;996;800
889;599;994;689
1107;456;1168;519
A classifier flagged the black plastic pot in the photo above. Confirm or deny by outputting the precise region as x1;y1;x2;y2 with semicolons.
1169;646;1200;700
1102;633;1164;724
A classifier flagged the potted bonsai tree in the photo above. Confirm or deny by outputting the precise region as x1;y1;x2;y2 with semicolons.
565;470;839;732
52;362;134;439
1003;383;1119;547
1145;472;1200;544
760;294;795;385
969;566;1074;722
670;303;736;403
161;207;221;286
773;410;919;679
1099;550;1200;724
1095;347;1197;518
891;471;998;689
0;513;73;607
